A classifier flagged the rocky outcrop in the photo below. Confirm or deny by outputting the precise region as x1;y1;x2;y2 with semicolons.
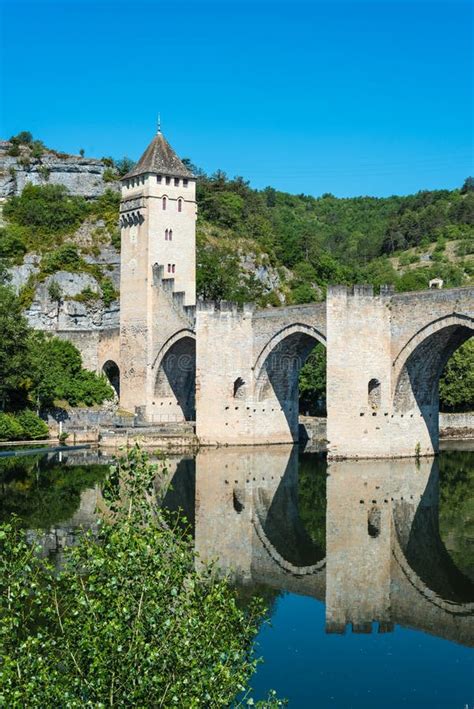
0;141;120;199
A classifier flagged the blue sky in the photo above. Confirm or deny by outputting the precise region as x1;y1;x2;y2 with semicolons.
0;0;472;197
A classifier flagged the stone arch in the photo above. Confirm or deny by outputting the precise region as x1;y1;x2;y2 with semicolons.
393;315;474;412
253;323;326;378
102;359;120;397
253;324;326;435
153;332;196;421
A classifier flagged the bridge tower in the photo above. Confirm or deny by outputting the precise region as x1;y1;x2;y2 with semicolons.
118;128;197;417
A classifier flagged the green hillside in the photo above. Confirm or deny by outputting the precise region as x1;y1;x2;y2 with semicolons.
193;167;474;305
0;135;473;418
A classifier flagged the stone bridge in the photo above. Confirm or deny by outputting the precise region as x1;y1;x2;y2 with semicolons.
193;447;474;647
195;285;474;457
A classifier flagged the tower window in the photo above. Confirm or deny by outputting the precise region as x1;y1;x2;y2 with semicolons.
165;229;168;240
174;178;179;186
157;175;162;183
167;263;171;273
172;264;175;273
167;264;176;274
162;197;167;210
178;199;183;212
165;176;171;185
183;179;188;187
169;229;173;241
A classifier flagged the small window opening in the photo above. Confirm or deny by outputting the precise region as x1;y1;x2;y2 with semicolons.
174;177;179;186
162;197;167;210
169;229;173;241
157;175;162;183
171;264;175;274
165;176;171;185
233;377;246;398
368;378;381;409
368;507;381;538
183;179;188;187
165;229;168;240
178;199;183;212
167;263;171;273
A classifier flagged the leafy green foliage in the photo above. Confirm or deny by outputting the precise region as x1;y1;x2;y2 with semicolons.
3;184;89;242
0;286;114;412
0;413;24;441
0;410;48;441
439;339;474;412
0;447;282;706
0;286;30;409
299;343;326;415
14;410;49;439
41;243;82;274
28;332;114;409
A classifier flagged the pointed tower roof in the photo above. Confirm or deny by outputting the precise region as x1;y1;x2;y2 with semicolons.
123;130;194;180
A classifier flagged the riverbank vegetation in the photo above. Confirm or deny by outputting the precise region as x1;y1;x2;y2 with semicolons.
0;283;114;440
0;447;282;706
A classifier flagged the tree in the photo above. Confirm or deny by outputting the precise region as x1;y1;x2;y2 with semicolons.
0;286;30;409
115;156;135;176
439;339;474;412
0;447;282;707
461;176;474;194
3;184;89;236
299;343;326;415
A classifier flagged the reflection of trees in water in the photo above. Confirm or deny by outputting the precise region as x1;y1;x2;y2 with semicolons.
438;449;474;583
161;458;196;537
0;454;107;529
297;451;327;555
259;449;326;567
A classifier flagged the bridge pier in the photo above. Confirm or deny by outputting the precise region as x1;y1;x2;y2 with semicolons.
326;285;473;459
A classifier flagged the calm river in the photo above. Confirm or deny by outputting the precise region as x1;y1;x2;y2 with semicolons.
1;442;473;708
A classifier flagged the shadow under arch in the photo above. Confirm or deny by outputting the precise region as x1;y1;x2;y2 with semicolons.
254;324;326;435
154;334;196;421
102;359;120;397
392;315;474;449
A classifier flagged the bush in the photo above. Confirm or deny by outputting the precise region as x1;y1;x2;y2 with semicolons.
41;243;82;274
11;131;33;145
0;413;23;441
28;332;114;409
0;226;28;260
102;167;118;182
0;448;280;706
6;143;20;157
15;410;49;440
100;277;117;306
3;184;89;238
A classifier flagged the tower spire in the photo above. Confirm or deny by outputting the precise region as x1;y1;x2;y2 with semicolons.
157;113;161;134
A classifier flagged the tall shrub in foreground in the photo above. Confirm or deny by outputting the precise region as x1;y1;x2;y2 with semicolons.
0;447;282;707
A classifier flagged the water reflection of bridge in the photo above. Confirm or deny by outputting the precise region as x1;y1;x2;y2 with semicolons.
193;447;474;648
24;446;474;648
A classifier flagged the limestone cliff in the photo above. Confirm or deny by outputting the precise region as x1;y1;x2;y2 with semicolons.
0;140;120;199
